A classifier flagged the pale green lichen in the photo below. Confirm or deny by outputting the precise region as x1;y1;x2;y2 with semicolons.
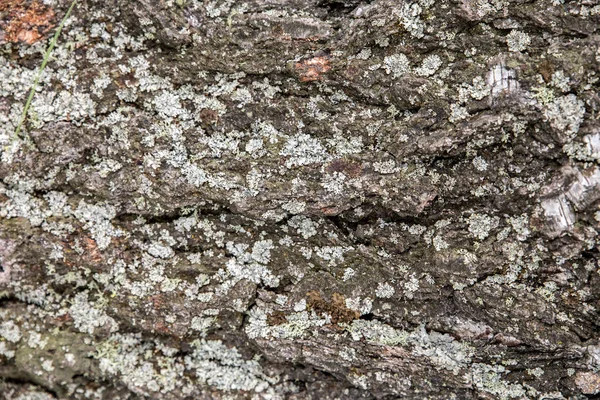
415;55;442;77
382;54;410;78
73;200;123;249
470;363;528;399
467;213;499;241
280;133;331;168
221;240;280;289
375;282;395;298
543;94;585;140
245;308;328;340
0;320;22;343
348;321;474;374
68;291;118;334
95;333;275;394
506;30;531;52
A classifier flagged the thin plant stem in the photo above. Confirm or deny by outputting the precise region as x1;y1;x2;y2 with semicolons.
11;0;78;145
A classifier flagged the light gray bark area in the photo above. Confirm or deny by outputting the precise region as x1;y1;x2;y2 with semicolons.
1;0;600;398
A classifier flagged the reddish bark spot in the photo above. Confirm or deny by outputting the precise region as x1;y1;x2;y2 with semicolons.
318;205;340;215
0;0;56;45
83;237;103;263
153;321;171;334
150;294;165;309
53;313;73;327
295;55;331;82
199;108;220;127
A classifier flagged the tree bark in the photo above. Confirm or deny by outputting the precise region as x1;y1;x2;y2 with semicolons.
1;0;600;398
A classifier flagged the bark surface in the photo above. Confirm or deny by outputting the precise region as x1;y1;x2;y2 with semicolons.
1;0;600;399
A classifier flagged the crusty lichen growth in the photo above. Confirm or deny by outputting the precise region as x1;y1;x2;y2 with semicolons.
0;0;599;398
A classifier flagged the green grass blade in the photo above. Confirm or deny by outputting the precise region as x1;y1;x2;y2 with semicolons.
12;0;78;144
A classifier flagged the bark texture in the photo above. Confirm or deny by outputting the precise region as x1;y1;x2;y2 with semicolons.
1;0;600;399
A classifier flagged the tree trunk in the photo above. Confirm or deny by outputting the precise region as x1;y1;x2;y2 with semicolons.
1;0;600;398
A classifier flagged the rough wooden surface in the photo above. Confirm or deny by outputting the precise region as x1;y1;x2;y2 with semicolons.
1;0;600;398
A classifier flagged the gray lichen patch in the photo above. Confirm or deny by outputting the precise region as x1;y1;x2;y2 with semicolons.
94;333;276;395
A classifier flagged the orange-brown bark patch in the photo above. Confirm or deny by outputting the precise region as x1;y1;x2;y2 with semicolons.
306;291;359;325
0;0;55;45
295;55;331;82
